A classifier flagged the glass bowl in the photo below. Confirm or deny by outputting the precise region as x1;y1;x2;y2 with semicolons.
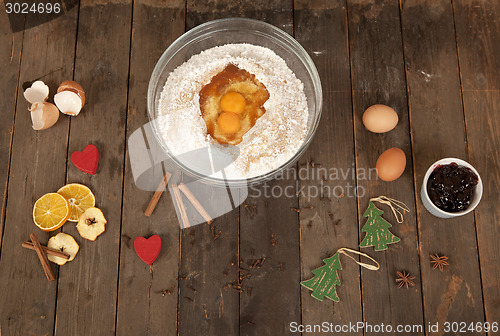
147;18;322;186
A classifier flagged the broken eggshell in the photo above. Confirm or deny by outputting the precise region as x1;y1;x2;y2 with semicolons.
54;80;85;116
30;102;60;130
23;80;49;104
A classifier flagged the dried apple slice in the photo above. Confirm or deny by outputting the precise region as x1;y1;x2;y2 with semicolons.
76;207;107;241
47;233;79;265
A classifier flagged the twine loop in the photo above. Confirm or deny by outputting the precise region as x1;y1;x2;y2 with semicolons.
337;248;380;271
370;196;410;223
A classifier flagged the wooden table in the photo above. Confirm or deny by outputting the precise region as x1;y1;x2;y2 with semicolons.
1;1;499;335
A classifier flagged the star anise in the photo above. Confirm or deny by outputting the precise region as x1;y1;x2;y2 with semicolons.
430;254;449;271
396;271;415;289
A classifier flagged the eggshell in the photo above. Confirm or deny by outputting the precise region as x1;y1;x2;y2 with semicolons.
54;91;83;116
376;147;406;182
24;80;49;104
362;104;399;133
29;102;60;130
57;80;85;107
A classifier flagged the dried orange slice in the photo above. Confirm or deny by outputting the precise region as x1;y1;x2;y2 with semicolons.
33;193;70;231
57;183;96;222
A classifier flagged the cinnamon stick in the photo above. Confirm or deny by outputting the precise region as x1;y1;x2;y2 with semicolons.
172;183;190;228
29;233;55;281
22;241;70;260
178;182;213;224
144;172;172;216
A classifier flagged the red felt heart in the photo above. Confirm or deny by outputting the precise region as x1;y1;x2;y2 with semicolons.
71;144;99;175
134;235;161;265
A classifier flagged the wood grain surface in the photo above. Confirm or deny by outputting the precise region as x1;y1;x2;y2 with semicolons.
115;0;185;335
0;6;23;250
177;5;240;336
232;3;302;336
401;0;485;333
295;1;363;335
348;0;424;333
453;0;500;326
53;0;133;334
0;5;78;335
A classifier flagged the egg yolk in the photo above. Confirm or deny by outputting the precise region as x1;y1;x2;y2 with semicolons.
220;91;246;114
217;112;241;134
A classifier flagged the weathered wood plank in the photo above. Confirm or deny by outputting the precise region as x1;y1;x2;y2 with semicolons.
53;1;133;335
239;179;301;336
295;1;363;335
0;7;78;335
347;0;424;333
453;0;500;325
115;0;185;334
186;0;293;34
0;4;24;250
214;2;304;336
176;2;248;335
401;0;485;332
137;181;239;335
177;212;239;335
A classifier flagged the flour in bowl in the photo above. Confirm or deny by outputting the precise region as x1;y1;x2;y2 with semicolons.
157;43;309;179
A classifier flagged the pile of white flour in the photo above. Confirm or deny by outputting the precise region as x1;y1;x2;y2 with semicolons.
157;44;309;179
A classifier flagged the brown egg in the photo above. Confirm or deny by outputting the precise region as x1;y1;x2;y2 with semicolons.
376;147;406;181
362;104;398;133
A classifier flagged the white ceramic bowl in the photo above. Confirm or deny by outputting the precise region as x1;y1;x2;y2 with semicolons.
420;158;483;219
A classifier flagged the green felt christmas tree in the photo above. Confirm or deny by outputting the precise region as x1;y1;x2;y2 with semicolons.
301;252;342;302
359;201;401;251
